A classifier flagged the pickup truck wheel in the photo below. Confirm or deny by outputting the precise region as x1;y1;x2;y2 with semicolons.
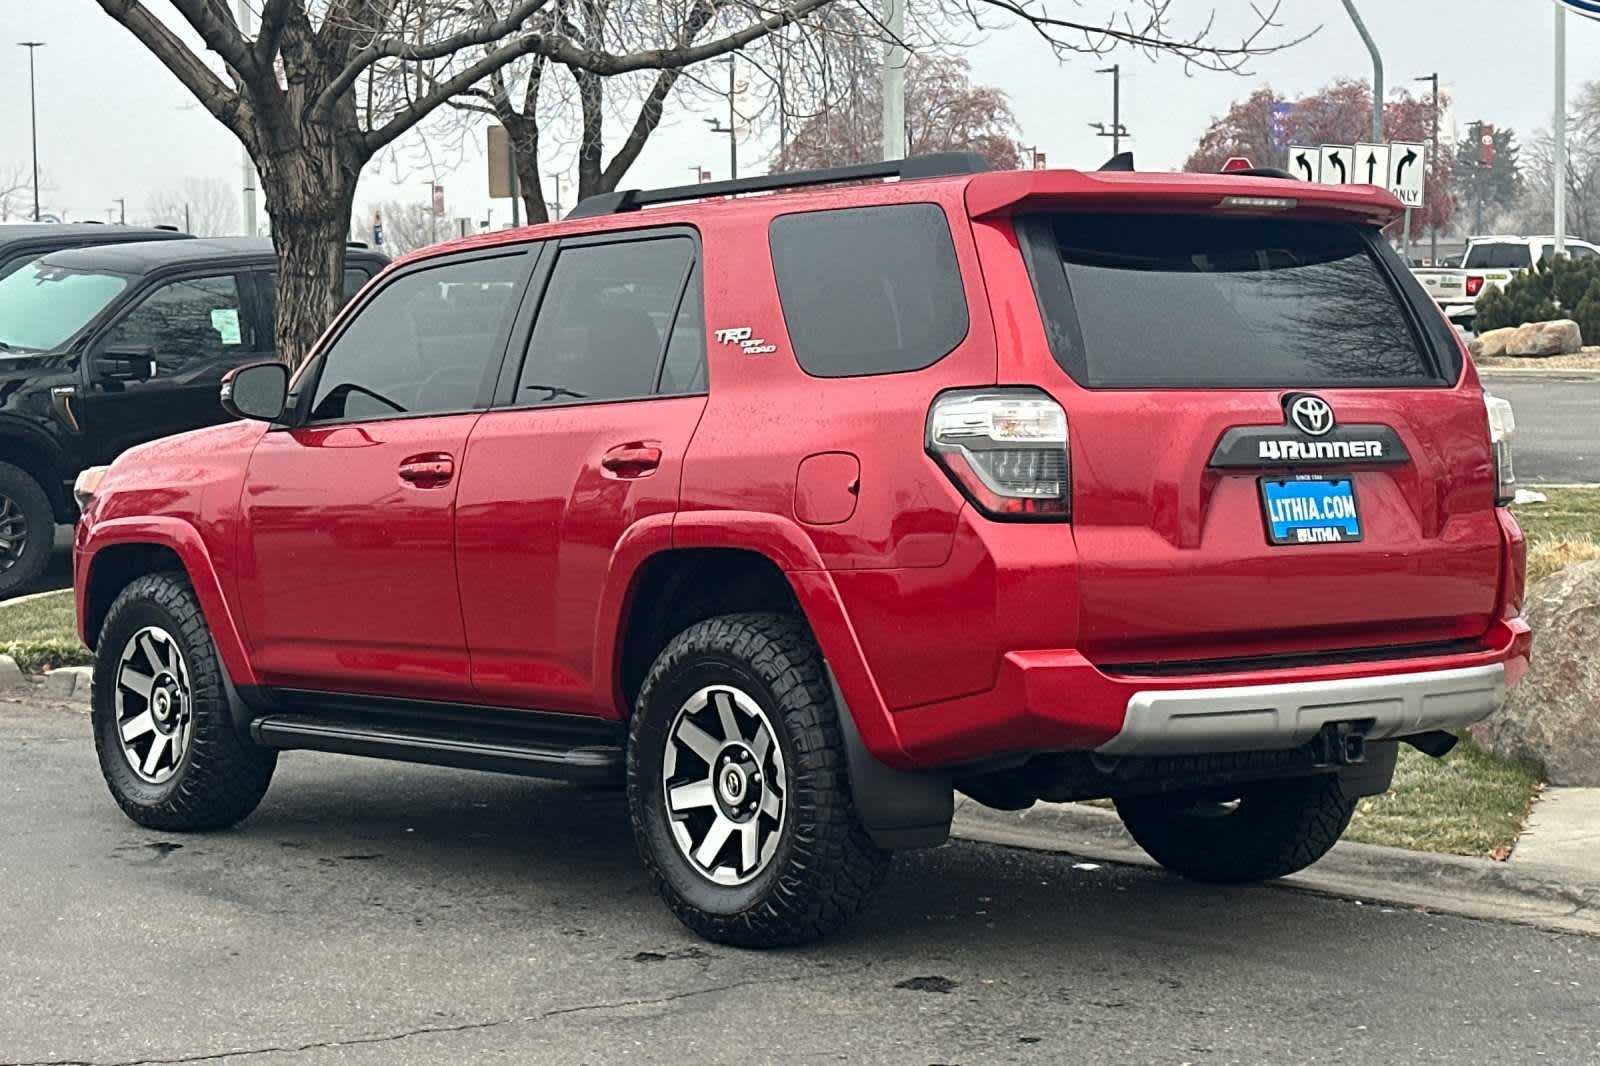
0;461;54;598
1114;774;1356;884
628;612;890;948
91;571;276;831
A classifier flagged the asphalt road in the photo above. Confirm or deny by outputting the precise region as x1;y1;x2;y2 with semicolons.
1480;374;1600;484
4;702;1598;1066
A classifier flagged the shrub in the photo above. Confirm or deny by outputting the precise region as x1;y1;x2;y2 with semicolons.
1574;279;1600;348
1475;254;1600;331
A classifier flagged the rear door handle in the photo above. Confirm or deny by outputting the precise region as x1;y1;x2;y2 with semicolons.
600;443;662;479
399;453;454;488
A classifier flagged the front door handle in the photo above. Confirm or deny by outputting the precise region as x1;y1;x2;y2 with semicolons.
399;453;454;488
600;442;662;479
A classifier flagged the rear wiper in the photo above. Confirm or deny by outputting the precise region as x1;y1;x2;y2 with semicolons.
523;383;586;401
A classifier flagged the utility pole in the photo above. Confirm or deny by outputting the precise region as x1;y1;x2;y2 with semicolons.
704;56;738;179
1415;72;1440;265
1340;0;1383;142
881;0;907;160
1088;66;1128;157
546;171;563;219
113;197;125;224
1554;1;1568;255
235;0;257;235
18;42;43;222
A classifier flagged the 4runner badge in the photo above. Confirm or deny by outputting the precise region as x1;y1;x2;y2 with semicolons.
715;326;777;356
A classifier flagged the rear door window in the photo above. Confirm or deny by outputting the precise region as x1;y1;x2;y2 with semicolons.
1464;243;1533;270
1024;213;1439;388
769;203;968;377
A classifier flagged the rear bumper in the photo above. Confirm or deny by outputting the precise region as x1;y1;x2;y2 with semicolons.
1100;662;1503;756
889;616;1531;768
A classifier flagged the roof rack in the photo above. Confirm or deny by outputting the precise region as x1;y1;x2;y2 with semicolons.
565;151;992;220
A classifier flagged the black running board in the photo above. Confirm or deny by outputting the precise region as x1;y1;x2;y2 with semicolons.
251;713;623;784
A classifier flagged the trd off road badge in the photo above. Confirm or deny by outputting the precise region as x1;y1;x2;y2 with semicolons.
715;326;777;356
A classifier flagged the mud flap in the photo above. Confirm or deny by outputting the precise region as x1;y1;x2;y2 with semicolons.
827;667;953;850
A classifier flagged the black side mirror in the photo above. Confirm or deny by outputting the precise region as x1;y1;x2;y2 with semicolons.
221;361;289;422
98;345;156;382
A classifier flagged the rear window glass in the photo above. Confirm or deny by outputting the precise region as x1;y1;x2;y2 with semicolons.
1464;243;1532;270
1027;214;1436;388
769;203;968;377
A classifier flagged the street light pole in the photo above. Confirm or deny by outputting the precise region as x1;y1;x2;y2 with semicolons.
113;198;125;225
704;56;738;180
881;0;906;161
1339;0;1383;142
1554;1;1567;256
1415;72;1440;265
1097;65;1122;157
18;42;44;222
545;171;563;219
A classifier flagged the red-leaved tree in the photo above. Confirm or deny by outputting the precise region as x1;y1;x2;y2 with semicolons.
1185;79;1455;235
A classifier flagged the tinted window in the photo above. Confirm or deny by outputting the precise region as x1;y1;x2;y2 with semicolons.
517;237;695;404
769;204;968;377
658;264;706;395
0;261;130;352
1030;214;1435;388
101;273;248;374
309;254;525;422
1464;243;1532;270
1571;245;1598;261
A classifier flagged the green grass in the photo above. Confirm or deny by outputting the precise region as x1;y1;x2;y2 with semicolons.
0;590;91;673
1347;737;1544;857
1513;486;1600;582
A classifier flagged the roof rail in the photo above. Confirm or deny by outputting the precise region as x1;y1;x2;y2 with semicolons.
565;151;992;220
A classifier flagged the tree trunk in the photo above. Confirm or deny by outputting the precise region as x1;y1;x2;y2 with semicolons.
261;168;356;370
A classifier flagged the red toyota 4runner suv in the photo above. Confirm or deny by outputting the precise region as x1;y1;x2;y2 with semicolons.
73;154;1530;947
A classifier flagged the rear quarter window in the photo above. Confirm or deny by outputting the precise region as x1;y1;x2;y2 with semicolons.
769;203;968;377
1022;213;1443;388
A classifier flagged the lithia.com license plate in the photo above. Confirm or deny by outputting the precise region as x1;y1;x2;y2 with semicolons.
1259;476;1362;545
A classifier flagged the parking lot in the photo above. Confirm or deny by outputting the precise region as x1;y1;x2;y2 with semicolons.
5;702;1598;1066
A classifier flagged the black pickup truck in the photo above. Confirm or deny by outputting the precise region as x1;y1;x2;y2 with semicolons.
0;236;387;594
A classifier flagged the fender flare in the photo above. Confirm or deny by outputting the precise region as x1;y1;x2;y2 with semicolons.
0;416;70;517
78;515;258;692
598;509;951;850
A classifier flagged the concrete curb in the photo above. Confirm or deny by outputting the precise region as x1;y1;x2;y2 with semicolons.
0;654;91;707
951;798;1600;938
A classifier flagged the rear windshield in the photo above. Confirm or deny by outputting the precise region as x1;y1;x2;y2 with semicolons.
1463;243;1532;270
1023;214;1438;388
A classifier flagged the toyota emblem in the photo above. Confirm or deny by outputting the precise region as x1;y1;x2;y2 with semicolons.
1287;395;1335;437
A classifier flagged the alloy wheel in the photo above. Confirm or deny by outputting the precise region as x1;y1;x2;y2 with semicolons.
0;494;28;574
114;626;193;784
661;685;787;886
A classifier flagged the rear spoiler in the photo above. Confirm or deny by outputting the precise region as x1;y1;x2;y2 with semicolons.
964;170;1404;226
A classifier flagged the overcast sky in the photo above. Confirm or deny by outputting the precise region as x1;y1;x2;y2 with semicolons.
0;1;1593;235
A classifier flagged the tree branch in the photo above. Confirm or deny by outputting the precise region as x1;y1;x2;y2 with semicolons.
94;0;247;138
166;0;259;75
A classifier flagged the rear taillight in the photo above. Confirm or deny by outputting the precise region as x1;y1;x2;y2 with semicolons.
927;389;1070;520
1484;393;1516;505
1465;275;1485;296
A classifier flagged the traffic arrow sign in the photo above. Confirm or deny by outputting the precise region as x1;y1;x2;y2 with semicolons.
1354;142;1391;188
1317;144;1355;185
1288;145;1320;181
1388;140;1427;207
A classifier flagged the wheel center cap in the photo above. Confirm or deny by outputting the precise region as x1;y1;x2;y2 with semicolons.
719;764;747;805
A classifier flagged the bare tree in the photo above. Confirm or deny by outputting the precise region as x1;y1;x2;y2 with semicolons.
144;177;241;236
0;166;34;222
1503;81;1600;240
98;1;1305;366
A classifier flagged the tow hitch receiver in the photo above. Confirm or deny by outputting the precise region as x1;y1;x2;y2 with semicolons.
1313;722;1368;766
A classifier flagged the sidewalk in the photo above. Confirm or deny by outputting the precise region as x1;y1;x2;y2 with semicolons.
1513;788;1600;877
950;796;1600;938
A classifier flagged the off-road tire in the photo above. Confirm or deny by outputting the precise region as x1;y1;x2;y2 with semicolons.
627;612;890;948
91;571;276;831
0;461;54;598
1114;773;1356;884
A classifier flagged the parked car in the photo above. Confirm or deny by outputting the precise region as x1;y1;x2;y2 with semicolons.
1412;234;1600;331
74;156;1529;947
0;222;191;282
0;237;386;594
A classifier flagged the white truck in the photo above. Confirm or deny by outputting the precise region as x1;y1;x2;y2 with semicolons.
1412;234;1600;331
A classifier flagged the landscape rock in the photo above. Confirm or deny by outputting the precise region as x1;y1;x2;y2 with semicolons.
1473;559;1600;785
0;654;29;693
41;666;93;701
1505;319;1584;358
1471;327;1517;359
